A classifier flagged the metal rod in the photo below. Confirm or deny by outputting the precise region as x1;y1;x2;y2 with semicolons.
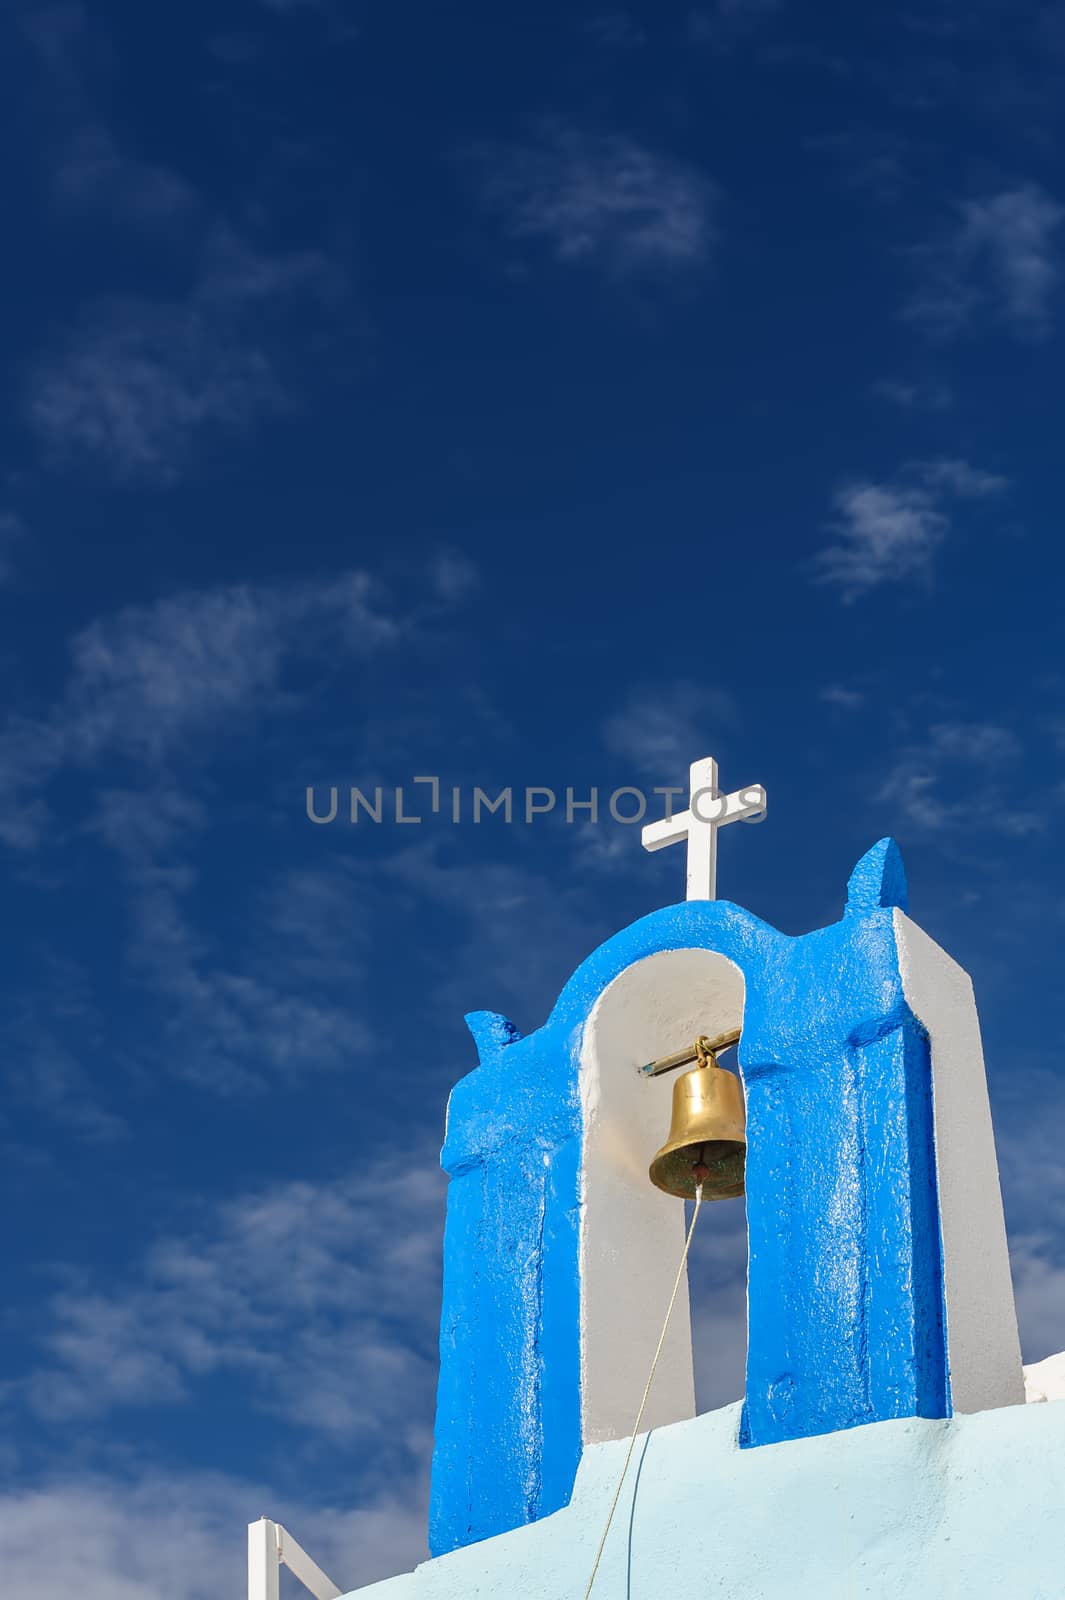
639;1027;741;1077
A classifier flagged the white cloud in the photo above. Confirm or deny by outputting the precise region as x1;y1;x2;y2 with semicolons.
24;1156;445;1474
1;1469;427;1600
0;562;477;1106
4;1012;126;1141
814;457;1007;601
602;682;737;777
906;184;1065;338
996;1063;1065;1364
0;715;65;849
0;570;403;846
877;721;1043;838
376;842;614;1031
818;482;946;599
917;457;1008;496
66;572;396;765
18;1;94;92
52;124;199;227
122;879;375;1092
0;839;372;1105
0;555;472;855
85;800;386;1093
0;570;389;863
872;376;953;411
21;9;344;490
427;549;480;604
29;228;344;482
1010;1236;1065;1366
819;684;865;709
22;0;342;489
476;123;715;277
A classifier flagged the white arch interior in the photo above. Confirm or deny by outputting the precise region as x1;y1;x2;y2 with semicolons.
577;947;745;1446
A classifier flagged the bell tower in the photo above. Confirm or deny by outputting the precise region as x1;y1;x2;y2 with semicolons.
428;759;1024;1560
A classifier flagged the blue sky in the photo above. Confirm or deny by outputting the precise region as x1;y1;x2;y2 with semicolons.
2;0;1065;1594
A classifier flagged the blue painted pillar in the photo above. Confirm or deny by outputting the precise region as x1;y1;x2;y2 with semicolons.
740;1016;948;1447
429;1014;582;1557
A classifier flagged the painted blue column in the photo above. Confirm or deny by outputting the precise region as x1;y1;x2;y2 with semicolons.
739;1017;947;1446
429;1013;582;1557
740;842;948;1443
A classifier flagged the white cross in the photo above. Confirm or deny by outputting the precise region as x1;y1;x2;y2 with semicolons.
641;755;767;901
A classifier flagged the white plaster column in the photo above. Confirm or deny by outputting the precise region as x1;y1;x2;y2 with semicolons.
894;910;1025;1413
577;948;746;1444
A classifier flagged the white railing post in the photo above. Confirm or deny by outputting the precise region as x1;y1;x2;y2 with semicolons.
249;1519;281;1600
248;1517;344;1600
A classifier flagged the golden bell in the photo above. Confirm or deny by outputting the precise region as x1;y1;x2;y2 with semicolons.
649;1058;746;1201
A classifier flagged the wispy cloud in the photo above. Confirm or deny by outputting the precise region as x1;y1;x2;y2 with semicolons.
602;682;737;777
906;184;1065;339
28;227;345;483
814;457;1007;602
917;458;1007;495
18;1;98;95
4;1012;126;1142
820;684;865;709
22;3;196;237
427;549;480;604
0;562;471;1098
19;0;345;484
804;126;912;203
2;1468;427;1600
375;841;615;1031
66;571;396;765
24;1156;444;1468
0;571;398;816
688;0;783;47
114;853;376;1093
0;717;64;850
1011;1235;1065;1368
474;122;715;278
51;123;199;227
995;1062;1065;1366
872;376;953;411
877;721;1043;839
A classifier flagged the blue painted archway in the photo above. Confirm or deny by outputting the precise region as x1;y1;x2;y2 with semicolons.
429;841;948;1556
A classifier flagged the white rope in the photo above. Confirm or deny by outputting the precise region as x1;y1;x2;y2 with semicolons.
581;1183;705;1600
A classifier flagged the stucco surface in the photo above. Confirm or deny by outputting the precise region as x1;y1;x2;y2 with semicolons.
346;1395;1065;1600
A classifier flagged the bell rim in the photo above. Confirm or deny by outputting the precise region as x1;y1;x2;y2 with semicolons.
647;1165;746;1201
